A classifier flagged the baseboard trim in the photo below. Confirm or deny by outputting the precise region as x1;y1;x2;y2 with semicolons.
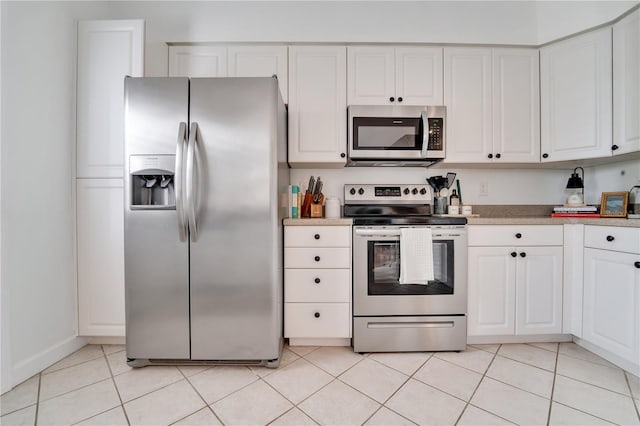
288;338;351;347
467;334;573;345
573;337;640;377
9;335;87;390
87;336;125;345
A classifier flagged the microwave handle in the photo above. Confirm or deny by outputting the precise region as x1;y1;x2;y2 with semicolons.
420;111;429;157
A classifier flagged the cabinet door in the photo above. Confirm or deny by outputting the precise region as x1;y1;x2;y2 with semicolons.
77;20;144;178
395;47;443;105
515;246;563;335
583;248;639;365
613;9;640;155
443;48;493;163
468;247;516;336
227;46;288;103
288;46;347;167
168;46;227;77
77;179;125;336
540;28;612;162
492;49;540;163
347;46;395;105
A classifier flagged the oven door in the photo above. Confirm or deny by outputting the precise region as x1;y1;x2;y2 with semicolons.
353;226;467;316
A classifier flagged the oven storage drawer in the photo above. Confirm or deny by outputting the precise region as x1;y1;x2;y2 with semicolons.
285;226;351;248
285;303;350;338
584;225;640;254
285;248;351;269
285;269;351;303
468;225;563;247
353;315;467;352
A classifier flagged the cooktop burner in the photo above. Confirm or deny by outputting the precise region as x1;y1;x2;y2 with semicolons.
343;184;467;226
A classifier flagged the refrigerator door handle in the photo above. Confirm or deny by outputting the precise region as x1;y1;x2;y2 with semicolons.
186;122;199;242
175;122;188;242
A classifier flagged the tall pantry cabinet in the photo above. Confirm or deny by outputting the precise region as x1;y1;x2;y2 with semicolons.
76;20;144;336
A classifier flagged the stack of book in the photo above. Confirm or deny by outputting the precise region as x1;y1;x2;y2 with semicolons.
551;205;600;218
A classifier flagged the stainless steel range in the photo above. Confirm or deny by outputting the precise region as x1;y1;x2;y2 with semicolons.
344;184;467;353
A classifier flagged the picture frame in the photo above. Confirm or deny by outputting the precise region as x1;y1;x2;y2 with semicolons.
600;192;629;217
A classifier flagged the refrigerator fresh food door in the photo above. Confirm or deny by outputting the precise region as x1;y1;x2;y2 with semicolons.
188;78;281;361
124;77;191;360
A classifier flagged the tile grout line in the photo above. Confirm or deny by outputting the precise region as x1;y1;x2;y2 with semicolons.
174;367;225;426
545;343;560;425
33;373;41;426
624;372;640;422
101;345;131;426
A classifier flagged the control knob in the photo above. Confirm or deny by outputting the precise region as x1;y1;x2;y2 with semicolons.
412;188;418;195
349;188;356;195
420;188;427;195
403;188;410;195
358;188;365;195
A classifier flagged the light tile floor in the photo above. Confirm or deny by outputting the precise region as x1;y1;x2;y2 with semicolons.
1;342;639;425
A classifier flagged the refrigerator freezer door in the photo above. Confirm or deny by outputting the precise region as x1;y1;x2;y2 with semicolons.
188;78;282;361
124;77;191;360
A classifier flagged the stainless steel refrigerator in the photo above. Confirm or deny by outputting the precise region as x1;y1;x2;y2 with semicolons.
123;77;288;367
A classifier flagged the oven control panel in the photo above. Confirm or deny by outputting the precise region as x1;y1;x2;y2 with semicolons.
344;184;432;204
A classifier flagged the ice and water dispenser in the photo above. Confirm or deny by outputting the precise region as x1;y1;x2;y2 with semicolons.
129;155;176;209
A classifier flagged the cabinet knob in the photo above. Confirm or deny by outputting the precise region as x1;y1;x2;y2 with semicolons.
635;261;640;269
314;312;320;318
487;153;493;159
340;152;346;158
314;256;321;262
606;235;615;242
511;252;517;258
542;153;549;159
612;144;619;151
314;277;321;284
495;153;501;159
520;252;526;258
397;97;403;102
389;97;395;102
314;234;320;240
515;233;522;239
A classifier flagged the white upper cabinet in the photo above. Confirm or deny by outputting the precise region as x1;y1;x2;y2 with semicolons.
443;48;493;163
76;20;144;178
168;45;288;102
348;46;443;105
444;47;539;163
168;46;227;77
227;46;288;103
613;9;640;155
288;46;347;167
492;49;540;163
540;27;613;162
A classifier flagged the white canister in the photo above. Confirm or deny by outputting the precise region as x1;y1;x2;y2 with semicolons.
448;205;460;215
325;197;341;218
461;205;473;215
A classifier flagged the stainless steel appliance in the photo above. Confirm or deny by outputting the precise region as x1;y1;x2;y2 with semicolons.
124;77;288;367
344;184;467;352
347;105;446;166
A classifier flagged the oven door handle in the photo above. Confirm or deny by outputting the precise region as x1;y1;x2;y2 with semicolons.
354;229;461;238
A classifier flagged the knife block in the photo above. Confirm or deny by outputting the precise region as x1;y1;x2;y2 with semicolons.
310;203;323;218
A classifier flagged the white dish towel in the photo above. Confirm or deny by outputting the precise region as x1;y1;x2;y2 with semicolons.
399;228;434;285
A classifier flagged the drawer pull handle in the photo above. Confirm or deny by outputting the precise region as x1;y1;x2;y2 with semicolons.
314;312;320;318
635;261;640;269
515;233;522;239
520;252;526;258
511;252;517;258
314;234;320;240
314;278;321;284
314;256;321;262
606;235;615;242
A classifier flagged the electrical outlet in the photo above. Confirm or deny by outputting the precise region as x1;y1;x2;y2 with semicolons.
479;181;489;196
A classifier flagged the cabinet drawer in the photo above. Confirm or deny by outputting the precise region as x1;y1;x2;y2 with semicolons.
285;248;351;269
285;303;350;338
285;226;351;248
285;269;351;303
468;225;563;246
584;226;640;254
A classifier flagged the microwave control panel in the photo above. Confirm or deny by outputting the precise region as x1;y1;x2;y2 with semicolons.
427;118;444;150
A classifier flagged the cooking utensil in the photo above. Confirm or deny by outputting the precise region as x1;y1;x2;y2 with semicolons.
446;172;456;189
456;179;463;204
313;179;323;203
308;176;315;194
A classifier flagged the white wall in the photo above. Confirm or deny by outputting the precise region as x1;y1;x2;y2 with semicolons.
589;159;640;204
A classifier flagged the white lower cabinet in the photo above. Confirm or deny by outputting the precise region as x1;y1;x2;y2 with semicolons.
284;225;351;345
467;225;563;338
77;179;125;336
582;226;640;371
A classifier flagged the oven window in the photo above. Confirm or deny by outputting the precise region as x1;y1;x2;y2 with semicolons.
367;240;454;295
353;117;423;150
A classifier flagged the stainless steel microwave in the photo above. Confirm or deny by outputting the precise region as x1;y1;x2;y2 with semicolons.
347;105;446;166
